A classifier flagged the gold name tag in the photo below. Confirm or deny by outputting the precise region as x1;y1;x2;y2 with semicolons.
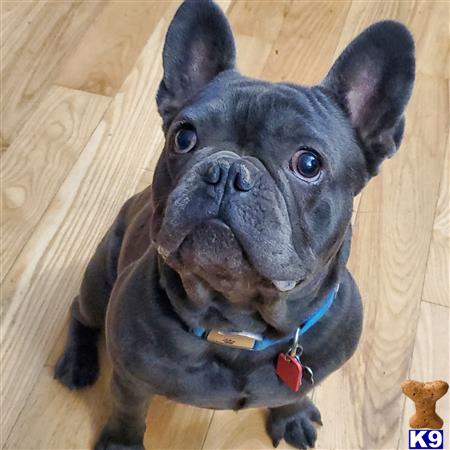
206;331;256;349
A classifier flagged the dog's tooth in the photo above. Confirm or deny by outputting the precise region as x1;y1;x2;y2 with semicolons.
157;245;170;259
272;280;296;292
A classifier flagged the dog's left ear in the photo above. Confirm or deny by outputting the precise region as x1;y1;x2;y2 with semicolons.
322;21;415;177
157;0;236;127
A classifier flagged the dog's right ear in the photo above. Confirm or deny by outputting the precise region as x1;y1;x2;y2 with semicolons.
157;0;236;128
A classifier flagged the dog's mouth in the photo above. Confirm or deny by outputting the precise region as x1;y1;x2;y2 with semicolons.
156;219;300;293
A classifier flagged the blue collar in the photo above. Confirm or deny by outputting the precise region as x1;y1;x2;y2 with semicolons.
190;285;339;351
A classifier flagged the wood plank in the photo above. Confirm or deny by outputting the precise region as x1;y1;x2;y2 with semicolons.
227;0;290;45
141;126;165;174
261;1;351;85
55;2;178;97
135;168;156;194
422;140;449;307
202;408;272;450
0;86;110;284
145;398;214;450
352;194;361;226
55;0;233;98
235;33;274;80
0;1;104;149
314;1;449;449
398;302;450;449
5;339;113;450
0;20;167;445
227;0;288;79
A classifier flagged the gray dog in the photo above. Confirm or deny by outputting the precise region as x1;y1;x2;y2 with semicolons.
54;1;415;449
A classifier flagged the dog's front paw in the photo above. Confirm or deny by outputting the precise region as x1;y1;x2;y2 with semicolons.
94;431;144;450
54;345;99;389
267;399;322;449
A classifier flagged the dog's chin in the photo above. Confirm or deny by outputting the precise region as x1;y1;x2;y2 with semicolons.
157;219;299;293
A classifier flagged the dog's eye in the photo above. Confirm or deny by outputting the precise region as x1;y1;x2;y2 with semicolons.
290;149;321;180
174;126;197;154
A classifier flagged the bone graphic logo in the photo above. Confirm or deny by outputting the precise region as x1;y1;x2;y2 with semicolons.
401;380;449;429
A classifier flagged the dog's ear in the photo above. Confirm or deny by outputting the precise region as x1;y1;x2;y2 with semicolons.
157;0;236;127
322;21;415;177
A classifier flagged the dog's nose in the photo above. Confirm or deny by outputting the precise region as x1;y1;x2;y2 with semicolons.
202;159;257;191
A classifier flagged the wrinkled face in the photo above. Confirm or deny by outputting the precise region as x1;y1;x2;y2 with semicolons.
151;1;414;297
153;77;361;293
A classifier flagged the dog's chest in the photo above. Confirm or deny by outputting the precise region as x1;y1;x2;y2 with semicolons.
141;344;304;410
108;257;316;409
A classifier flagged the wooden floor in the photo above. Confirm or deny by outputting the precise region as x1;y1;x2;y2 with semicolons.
1;1;449;449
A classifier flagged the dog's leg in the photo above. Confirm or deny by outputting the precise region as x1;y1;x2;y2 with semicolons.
266;397;322;449
54;305;100;389
95;371;151;450
54;263;112;389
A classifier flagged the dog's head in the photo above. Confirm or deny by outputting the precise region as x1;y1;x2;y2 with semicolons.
152;0;415;300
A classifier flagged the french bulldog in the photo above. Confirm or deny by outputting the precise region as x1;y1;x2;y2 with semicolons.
54;1;415;449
